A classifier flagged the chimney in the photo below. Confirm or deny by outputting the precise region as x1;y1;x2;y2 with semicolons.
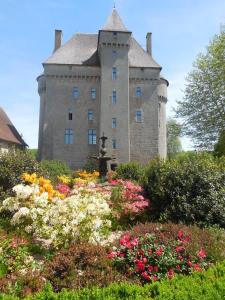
54;29;62;52
146;32;152;56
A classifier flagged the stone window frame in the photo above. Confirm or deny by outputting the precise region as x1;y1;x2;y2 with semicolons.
64;128;73;144
112;90;117;104
135;110;143;123
88;109;93;121
112;138;117;149
112;118;117;128
88;129;97;145
136;87;142;98
72;87;79;98
112;67;117;80
91;88;96;100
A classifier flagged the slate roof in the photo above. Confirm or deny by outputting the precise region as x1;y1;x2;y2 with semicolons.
44;34;161;68
0;108;28;146
102;8;130;32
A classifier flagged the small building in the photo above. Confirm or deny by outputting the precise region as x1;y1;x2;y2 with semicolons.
37;9;168;169
0;107;27;153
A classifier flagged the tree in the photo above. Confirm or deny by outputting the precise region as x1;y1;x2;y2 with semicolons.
176;28;225;149
167;118;182;157
214;130;225;157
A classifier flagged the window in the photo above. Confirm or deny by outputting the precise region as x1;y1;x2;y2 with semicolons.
88;129;97;145
64;129;73;144
68;65;72;71
88;109;93;121
112;118;117;128
135;110;142;123
91;88;96;100
73;87;79;98
112;90;117;104
112;67;117;80
113;32;117;37
68;109;73;120
112;50;117;57
136;87;142;97
112;139;117;149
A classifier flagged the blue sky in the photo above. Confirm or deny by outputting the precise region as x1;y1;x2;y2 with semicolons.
0;0;224;149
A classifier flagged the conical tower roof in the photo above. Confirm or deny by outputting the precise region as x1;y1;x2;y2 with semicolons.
102;8;130;32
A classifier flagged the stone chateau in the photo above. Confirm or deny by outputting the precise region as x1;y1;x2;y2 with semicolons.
37;9;168;169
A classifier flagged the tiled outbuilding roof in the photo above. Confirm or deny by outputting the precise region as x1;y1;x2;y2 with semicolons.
0;108;28;146
44;34;161;68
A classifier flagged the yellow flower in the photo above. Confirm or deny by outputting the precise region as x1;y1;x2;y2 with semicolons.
21;173;38;184
57;175;71;185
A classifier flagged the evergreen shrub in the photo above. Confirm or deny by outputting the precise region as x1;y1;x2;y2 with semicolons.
142;153;225;227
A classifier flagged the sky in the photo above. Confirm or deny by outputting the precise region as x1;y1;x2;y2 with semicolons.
0;0;224;149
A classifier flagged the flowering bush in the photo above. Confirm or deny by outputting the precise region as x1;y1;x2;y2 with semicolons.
74;170;100;183
0;174;112;249
108;230;209;283
0;230;41;278
109;179;149;221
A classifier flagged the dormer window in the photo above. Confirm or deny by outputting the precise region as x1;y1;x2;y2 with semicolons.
73;87;79;98
136;87;142;98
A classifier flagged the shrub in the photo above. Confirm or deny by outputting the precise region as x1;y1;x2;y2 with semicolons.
130;223;225;263
108;229;209;284
116;161;144;182
40;160;72;182
142;153;225;227
45;243;126;291
0;150;44;199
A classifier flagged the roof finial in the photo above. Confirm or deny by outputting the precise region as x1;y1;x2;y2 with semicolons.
113;2;116;9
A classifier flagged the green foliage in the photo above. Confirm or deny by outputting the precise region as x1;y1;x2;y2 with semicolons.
83;158;99;172
26;149;38;160
0;150;44;198
176;29;225;149
167;118;182;158
214;130;225;157
142;153;225;227
116;161;144;182
39;160;72;182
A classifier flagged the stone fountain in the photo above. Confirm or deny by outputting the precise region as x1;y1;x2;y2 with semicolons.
92;133;112;177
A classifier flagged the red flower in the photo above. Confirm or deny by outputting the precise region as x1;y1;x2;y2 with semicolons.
154;265;159;272
153;275;158;281
176;246;185;253
120;234;131;247
135;260;145;272
130;237;139;247
176;265;181;271
118;251;125;258
187;260;193;268
193;263;202;272
198;249;206;259
155;248;163;256
148;265;154;273
141;271;150;281
143;257;148;264
167;268;175;279
177;230;184;239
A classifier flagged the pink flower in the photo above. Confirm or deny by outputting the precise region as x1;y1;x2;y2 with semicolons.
193;263;202;272
130;237;139;247
108;251;117;259
154;265;159;272
198;249;206;259
56;184;71;195
153;275;158;281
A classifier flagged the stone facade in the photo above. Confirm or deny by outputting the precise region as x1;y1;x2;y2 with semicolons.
38;9;168;169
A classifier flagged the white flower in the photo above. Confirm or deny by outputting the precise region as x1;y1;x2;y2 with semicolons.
12;184;34;199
